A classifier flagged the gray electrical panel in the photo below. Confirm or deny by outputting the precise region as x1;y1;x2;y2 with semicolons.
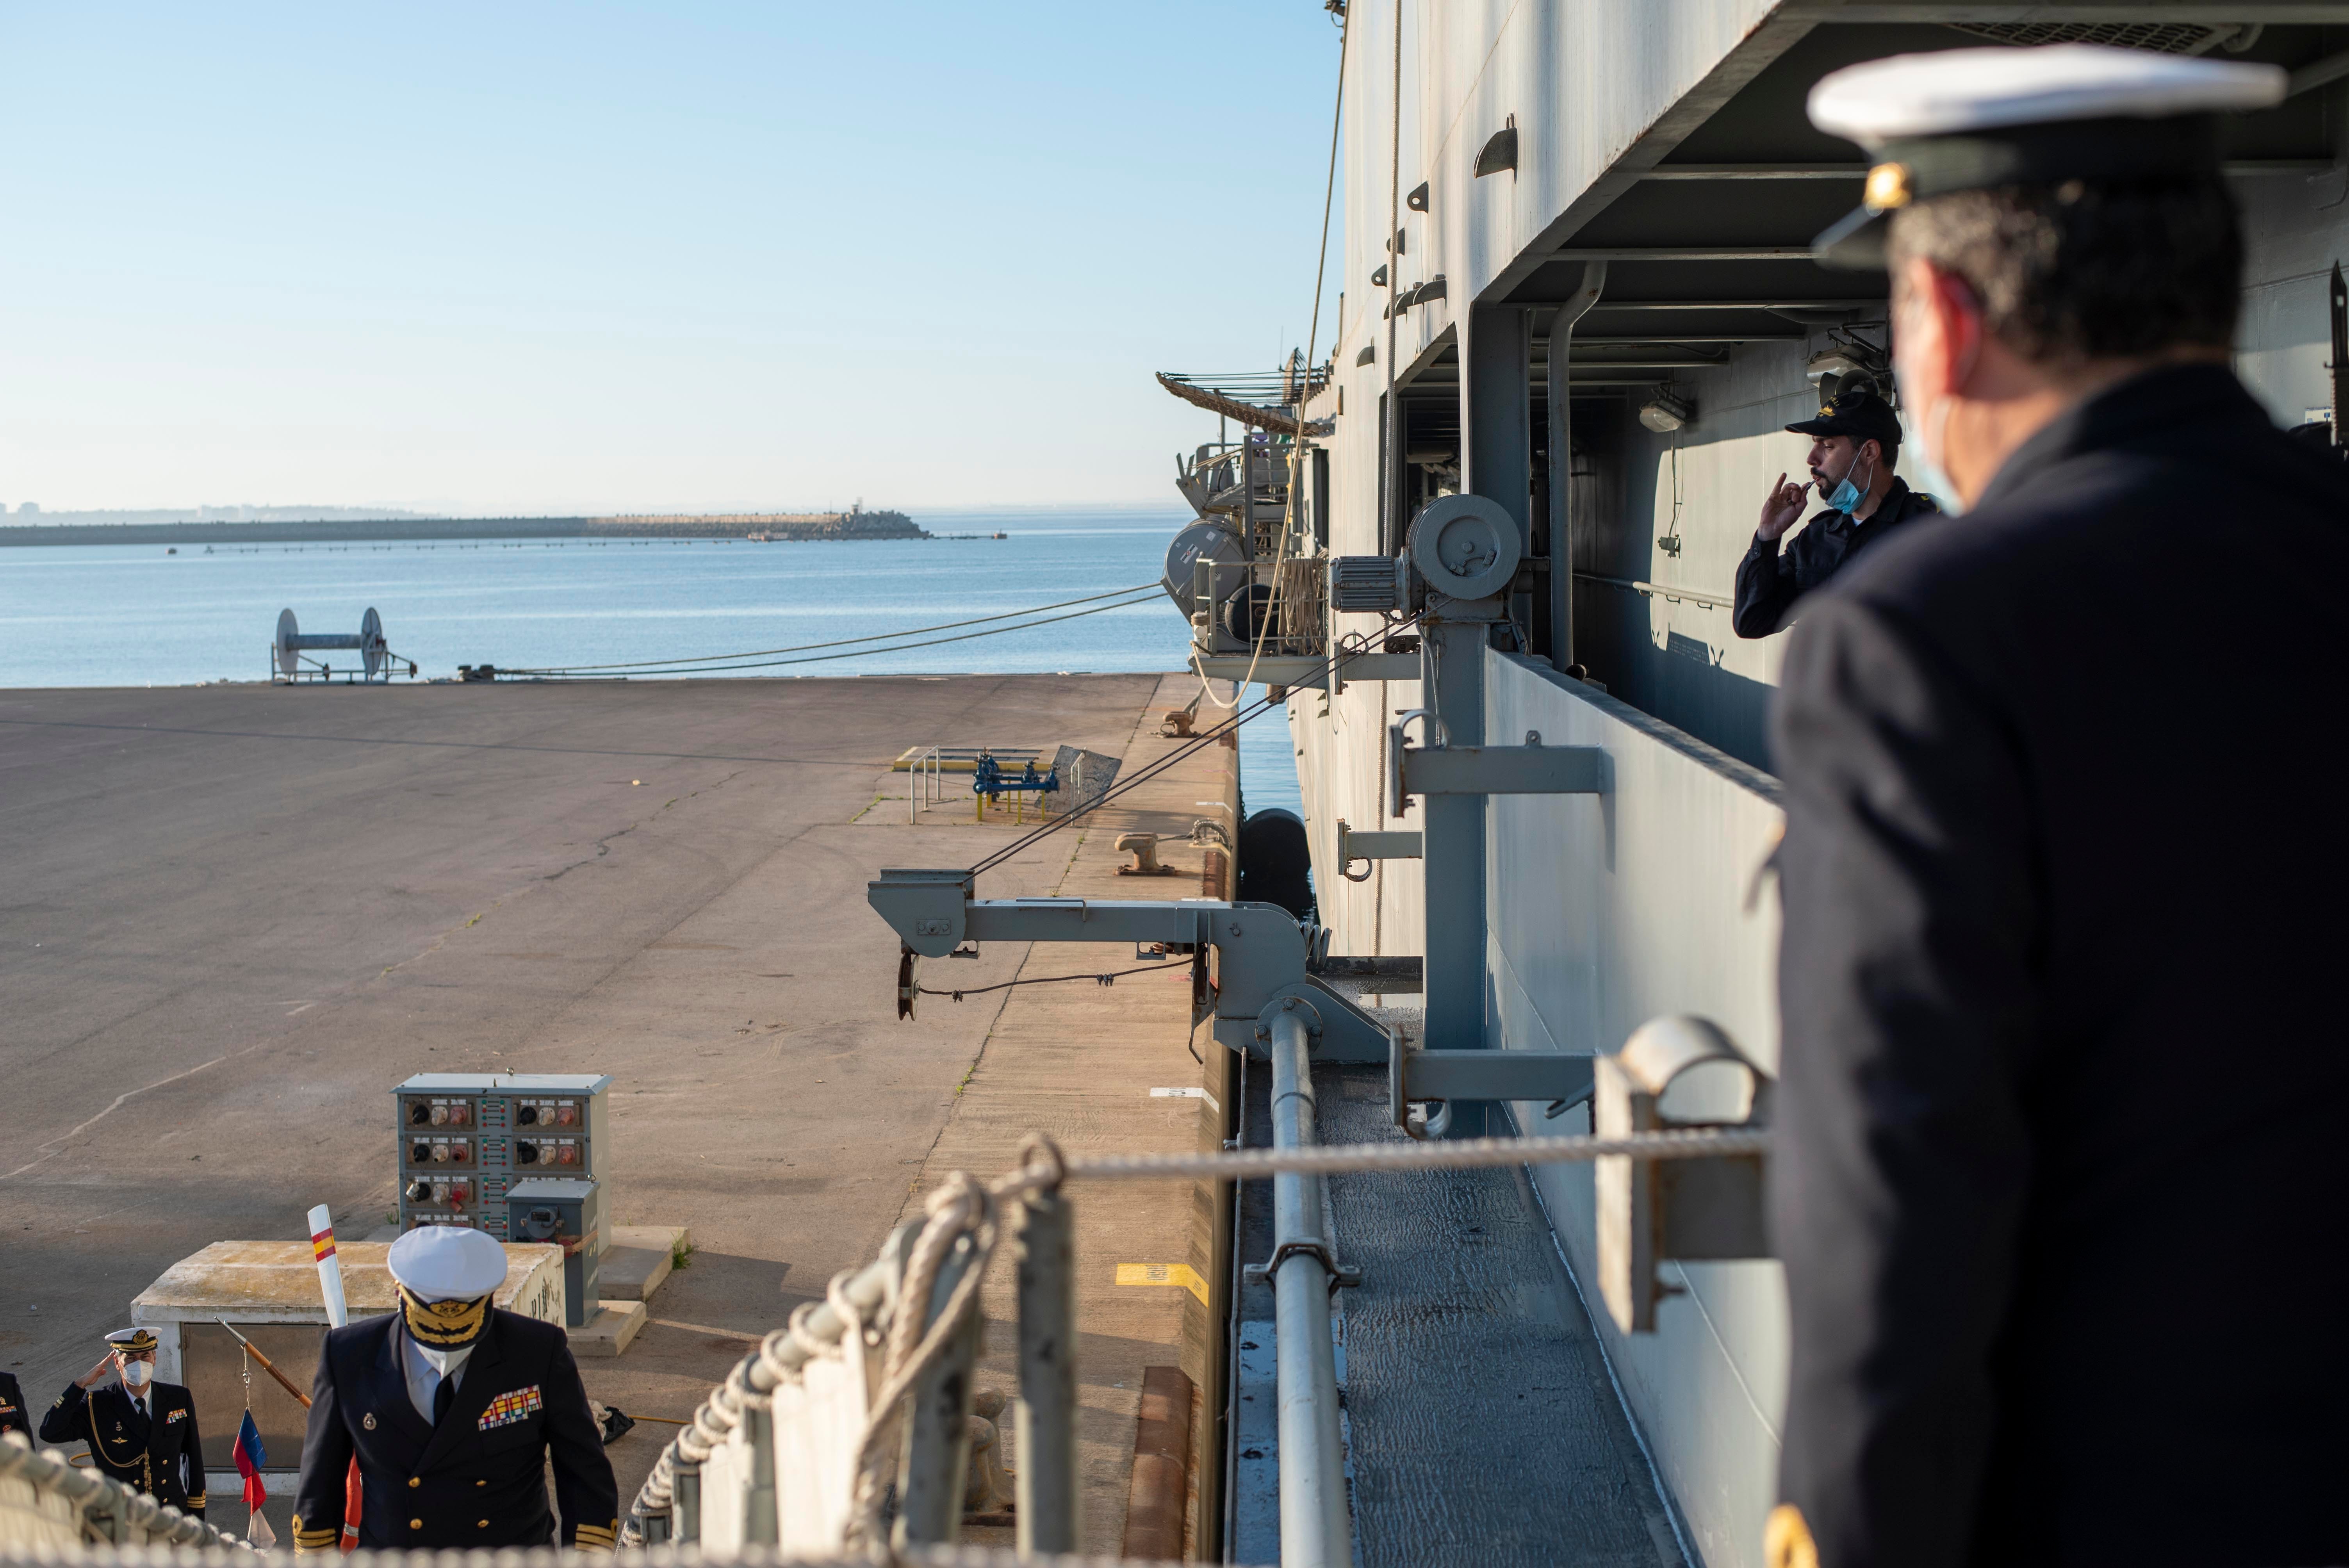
393;1073;612;1243
504;1177;603;1327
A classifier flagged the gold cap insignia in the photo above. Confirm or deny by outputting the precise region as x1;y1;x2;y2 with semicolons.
1766;1504;1819;1568
1863;162;1912;214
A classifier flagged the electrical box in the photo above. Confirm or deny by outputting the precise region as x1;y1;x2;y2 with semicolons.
393;1073;612;1243
504;1178;603;1328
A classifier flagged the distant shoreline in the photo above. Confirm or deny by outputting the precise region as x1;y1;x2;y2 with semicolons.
0;510;928;547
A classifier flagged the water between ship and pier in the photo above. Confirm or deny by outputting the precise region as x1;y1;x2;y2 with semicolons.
0;507;1304;815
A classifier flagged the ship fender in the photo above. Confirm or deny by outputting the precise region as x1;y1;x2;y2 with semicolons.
1236;808;1313;921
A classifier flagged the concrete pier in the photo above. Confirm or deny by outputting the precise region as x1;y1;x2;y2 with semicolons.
0;672;1212;1538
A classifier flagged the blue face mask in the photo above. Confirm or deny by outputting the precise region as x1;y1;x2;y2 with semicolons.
1820;449;1876;515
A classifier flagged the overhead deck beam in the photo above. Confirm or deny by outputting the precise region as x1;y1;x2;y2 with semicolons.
1641;160;2333;178
1792;4;2349;19
1483;8;1827;306
1547;248;1821;261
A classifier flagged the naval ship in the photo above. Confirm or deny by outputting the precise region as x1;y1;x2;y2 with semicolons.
1140;5;2346;1567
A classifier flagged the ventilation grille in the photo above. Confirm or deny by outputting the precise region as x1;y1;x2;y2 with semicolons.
1946;23;2239;55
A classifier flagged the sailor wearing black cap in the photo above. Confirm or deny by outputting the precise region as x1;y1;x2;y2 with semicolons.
288;1226;617;1552
36;1328;207;1516
1733;388;1938;639
1765;43;2349;1568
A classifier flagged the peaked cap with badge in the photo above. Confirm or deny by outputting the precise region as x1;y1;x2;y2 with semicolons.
37;1326;206;1515
290;1227;617;1553
1806;43;2285;268
1766;41;2349;1568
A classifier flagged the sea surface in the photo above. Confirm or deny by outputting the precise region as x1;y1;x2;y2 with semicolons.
0;506;1304;816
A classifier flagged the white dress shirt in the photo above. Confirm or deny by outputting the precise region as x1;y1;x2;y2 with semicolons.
399;1332;475;1425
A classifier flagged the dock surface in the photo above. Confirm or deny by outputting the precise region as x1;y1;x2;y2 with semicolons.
0;673;1183;1532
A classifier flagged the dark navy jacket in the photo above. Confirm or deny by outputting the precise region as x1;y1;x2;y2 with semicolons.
0;1371;29;1440
1733;476;1938;638
1769;364;2349;1568
289;1308;616;1552
38;1379;207;1513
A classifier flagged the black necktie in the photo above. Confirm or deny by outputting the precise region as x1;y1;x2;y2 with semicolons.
432;1374;455;1427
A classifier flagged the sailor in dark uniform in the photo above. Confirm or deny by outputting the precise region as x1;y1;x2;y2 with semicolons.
37;1328;207;1516
1733;388;1939;638
289;1225;617;1552
1766;44;2349;1568
0;1370;30;1440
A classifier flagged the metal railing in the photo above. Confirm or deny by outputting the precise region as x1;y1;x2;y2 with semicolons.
0;1434;249;1553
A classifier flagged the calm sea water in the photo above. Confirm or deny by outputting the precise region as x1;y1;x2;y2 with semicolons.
0;506;1303;815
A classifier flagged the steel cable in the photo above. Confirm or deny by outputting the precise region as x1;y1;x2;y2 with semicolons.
512;591;1161;679
966;630;1396;878
504;581;1160;675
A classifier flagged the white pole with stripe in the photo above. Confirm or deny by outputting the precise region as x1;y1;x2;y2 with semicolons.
307;1204;350;1329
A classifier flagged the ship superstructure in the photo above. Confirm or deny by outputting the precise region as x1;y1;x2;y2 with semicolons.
1150;5;2348;1565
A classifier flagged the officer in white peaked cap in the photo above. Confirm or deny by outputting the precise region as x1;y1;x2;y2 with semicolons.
290;1227;617;1552
1763;41;2349;1568
39;1325;207;1514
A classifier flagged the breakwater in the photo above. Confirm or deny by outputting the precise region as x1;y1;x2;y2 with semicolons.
0;509;927;547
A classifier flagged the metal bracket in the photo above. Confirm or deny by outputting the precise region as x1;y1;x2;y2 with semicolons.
866;871;1390;1063
1595;1016;1774;1333
1243;1241;1363;1293
1336;818;1422;882
1189;651;1420;693
1398;741;1608;799
1387;1044;1595;1130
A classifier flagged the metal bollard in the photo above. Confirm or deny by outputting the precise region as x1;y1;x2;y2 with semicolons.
1015;1187;1080;1557
640;1507;672;1545
674;1461;702;1544
895;1227;986;1547
1269;1007;1353;1568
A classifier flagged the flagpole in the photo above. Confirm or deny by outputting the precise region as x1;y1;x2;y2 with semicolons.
305;1203;364;1554
215;1320;312;1408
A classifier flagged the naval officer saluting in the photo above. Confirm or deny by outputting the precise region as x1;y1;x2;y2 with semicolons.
289;1226;617;1552
1767;42;2349;1568
37;1328;207;1516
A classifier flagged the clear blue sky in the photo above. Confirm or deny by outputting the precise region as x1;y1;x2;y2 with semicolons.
0;3;1349;515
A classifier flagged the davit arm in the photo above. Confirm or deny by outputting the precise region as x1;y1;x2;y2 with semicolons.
866;868;1392;1061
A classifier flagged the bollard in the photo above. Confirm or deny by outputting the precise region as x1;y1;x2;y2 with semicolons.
1015;1187;1080;1557
895;1227;985;1548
